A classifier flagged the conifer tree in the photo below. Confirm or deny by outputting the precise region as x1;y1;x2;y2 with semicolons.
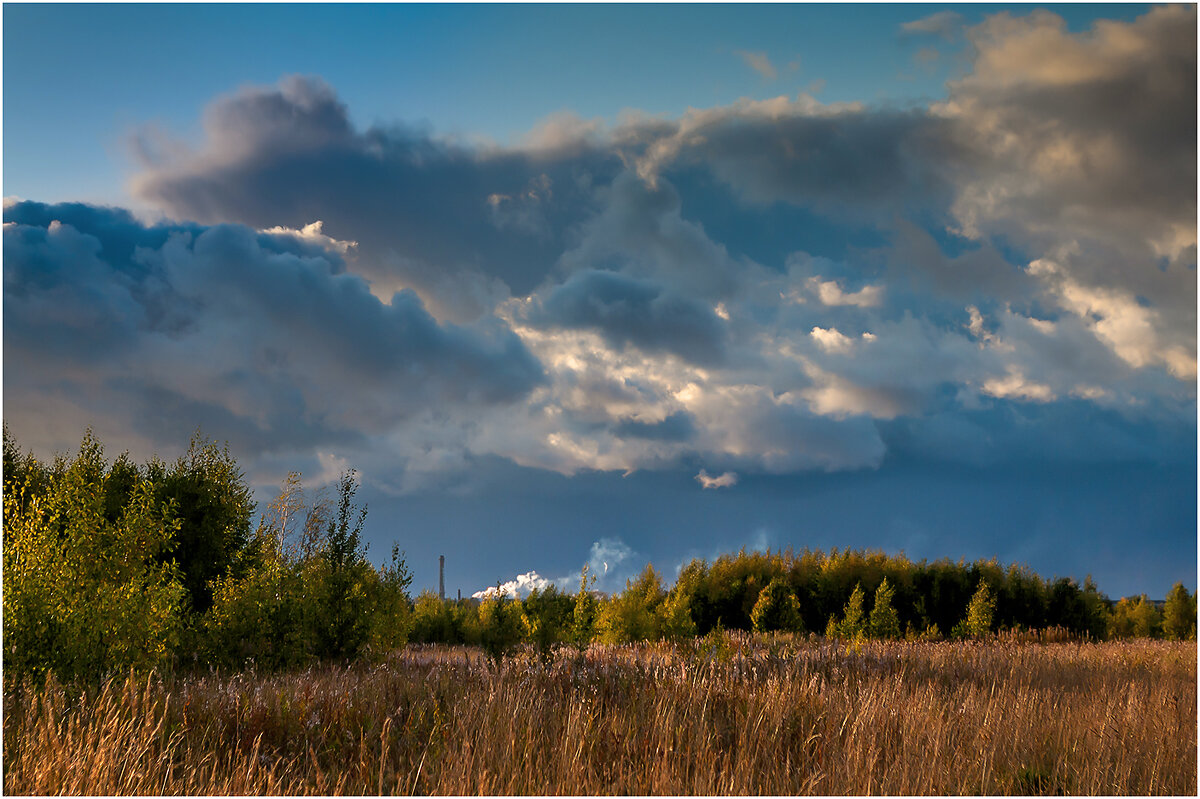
750;577;803;633
868;577;901;639
963;579;996;637
838;583;867;639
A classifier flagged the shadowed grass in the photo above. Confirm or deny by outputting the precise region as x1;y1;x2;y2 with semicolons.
4;636;1195;795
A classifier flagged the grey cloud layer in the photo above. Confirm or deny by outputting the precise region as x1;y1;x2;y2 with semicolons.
530;270;728;366
4;202;544;460
6;6;1194;488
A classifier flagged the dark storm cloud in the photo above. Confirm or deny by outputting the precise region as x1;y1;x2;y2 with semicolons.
531;270;728;365
3;202;544;457
132;76;622;319
626;99;958;221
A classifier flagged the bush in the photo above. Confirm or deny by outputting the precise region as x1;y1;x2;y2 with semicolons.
367;544;414;653
596;565;665;644
204;555;309;670
524;584;574;656
1108;595;1162;639
479;592;530;660
409;591;457;644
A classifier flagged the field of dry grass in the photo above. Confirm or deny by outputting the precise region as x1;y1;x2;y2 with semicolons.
3;634;1195;795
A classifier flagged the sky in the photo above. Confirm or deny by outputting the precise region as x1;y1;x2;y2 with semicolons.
2;2;1195;600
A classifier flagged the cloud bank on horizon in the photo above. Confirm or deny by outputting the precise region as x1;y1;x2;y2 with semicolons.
4;6;1195;512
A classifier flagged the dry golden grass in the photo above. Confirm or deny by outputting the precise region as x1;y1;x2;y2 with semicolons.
3;635;1195;795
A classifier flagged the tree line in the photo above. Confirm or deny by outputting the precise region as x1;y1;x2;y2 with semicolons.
3;428;1195;682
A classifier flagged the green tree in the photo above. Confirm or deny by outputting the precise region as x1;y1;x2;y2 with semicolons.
2;423;51;518
961;579;996;638
148;431;254;613
867;577;901;639
1162;582;1196;641
597;564;666;644
571;566;599;648
836;583;867;639
1109;595;1162;639
368;544;414;653
313;470;372;660
204;552;308;670
3;430;185;682
409;590;456;644
750;577;803;634
657;586;698;641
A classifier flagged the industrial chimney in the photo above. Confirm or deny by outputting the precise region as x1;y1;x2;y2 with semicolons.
439;555;445;601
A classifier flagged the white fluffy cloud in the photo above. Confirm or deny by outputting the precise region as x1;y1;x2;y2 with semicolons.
696;470;738;489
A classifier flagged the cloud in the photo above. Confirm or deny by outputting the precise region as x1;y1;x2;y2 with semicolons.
809;326;868;353
980;367;1056;403
696;470;738;489
1027;257;1196;380
913;47;941;68
528;269;728;365
131;76;623;321
901;11;964;40
623;94;954;219
9;7;1193;493
3;202;545;464
474;535;648;598
938;6;1197;271
809;277;884;308
613;411;696;442
734;50;778;80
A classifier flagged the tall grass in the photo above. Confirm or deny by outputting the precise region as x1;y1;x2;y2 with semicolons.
4;636;1195;795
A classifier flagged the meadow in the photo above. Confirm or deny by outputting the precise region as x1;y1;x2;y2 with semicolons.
4;634;1195;796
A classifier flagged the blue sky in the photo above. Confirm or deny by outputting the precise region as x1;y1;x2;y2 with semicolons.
3;3;1194;599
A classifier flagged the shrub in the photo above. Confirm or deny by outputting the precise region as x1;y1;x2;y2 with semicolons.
1108;595;1161;639
478;591;530;660
367;544;414;653
596;565;665;644
409;591;457;644
524;584;574;656
204;554;309;670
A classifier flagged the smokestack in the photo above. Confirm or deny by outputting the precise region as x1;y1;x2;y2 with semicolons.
439;555;445;601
